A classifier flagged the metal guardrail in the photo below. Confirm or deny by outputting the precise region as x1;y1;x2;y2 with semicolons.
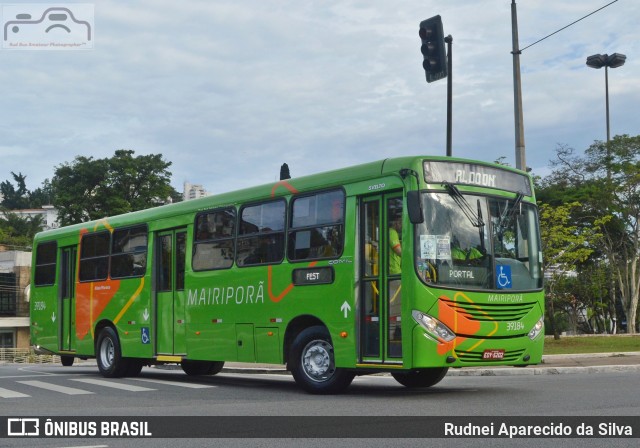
0;348;61;364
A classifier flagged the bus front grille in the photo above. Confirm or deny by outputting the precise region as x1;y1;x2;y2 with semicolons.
440;298;536;322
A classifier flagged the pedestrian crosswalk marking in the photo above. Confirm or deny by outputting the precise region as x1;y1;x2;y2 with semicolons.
0;386;30;398
71;378;156;392
17;380;94;395
2;375;218;398
131;378;215;388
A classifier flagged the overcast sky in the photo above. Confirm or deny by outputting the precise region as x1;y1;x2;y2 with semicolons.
0;0;638;197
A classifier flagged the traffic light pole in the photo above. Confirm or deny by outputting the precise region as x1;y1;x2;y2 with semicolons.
445;35;453;157
419;16;450;156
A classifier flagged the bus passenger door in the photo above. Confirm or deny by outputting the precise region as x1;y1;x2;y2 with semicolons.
359;193;403;364
156;229;187;355
59;246;76;351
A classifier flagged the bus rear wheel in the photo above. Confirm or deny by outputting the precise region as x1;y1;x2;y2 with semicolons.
289;326;354;394
391;367;449;388
96;327;128;378
61;355;74;367
181;360;225;376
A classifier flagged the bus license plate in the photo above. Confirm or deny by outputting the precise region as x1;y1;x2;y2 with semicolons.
482;349;505;360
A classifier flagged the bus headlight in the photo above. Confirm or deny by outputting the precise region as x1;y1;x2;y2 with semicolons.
412;310;456;342
528;316;544;340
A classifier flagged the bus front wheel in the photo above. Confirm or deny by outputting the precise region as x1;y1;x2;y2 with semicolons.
289;326;354;394
391;367;449;388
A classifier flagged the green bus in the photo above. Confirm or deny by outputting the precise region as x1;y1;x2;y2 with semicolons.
30;156;544;393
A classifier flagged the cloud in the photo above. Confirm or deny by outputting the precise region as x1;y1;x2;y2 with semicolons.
0;0;638;196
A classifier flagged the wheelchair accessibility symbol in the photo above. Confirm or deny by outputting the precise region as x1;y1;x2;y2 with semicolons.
496;265;512;289
141;327;150;344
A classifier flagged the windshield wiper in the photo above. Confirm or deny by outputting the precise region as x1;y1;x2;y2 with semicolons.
477;198;486;253
442;182;485;228
496;192;525;237
502;192;524;226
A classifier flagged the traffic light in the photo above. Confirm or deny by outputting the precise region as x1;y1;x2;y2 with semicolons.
419;15;447;83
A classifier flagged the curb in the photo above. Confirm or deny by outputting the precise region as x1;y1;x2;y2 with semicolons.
446;364;640;376
220;364;640;376
542;351;640;359
220;352;640;376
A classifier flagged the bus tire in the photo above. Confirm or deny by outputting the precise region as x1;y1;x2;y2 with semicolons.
181;360;224;376
96;327;128;378
289;326;354;394
207;361;225;375
125;359;144;377
391;367;448;388
61;356;74;367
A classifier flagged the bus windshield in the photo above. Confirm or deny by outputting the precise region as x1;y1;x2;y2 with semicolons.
414;191;543;291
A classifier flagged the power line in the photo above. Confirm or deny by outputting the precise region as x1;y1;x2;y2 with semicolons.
520;0;619;52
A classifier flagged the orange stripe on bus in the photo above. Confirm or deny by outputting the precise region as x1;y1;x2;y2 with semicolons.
113;278;145;325
270;180;298;197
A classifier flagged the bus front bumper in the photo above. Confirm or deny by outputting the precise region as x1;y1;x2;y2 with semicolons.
412;325;544;368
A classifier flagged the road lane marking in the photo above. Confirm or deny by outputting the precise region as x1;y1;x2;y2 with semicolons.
17;380;94;395
0;386;30;398
130;378;215;388
71;378;156;392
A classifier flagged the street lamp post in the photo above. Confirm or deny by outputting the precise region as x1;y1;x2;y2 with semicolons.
586;53;626;142
586;53;626;331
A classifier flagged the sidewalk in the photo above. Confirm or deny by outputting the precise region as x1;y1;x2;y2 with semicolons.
221;352;640;376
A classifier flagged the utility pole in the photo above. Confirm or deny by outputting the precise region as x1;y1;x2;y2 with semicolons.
511;0;526;171
445;35;453;156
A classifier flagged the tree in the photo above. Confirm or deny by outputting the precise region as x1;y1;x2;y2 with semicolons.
539;201;607;338
29;179;55;207
0;211;45;247
0;172;29;209
1;172;55;210
543;135;640;333
52;150;179;226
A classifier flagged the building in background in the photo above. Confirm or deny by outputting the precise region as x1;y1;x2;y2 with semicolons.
0;247;31;349
0;205;59;231
183;182;209;201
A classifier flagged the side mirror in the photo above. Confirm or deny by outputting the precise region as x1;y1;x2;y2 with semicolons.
407;191;424;224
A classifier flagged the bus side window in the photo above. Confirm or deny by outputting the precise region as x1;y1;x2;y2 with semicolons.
34;242;57;286
110;225;148;279
192;208;236;271
237;200;286;267
79;231;110;282
288;189;345;262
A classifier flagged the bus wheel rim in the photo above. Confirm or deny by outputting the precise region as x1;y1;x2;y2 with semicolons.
100;338;114;368
301;339;334;382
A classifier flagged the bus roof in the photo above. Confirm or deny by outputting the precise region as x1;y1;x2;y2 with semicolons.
34;155;531;242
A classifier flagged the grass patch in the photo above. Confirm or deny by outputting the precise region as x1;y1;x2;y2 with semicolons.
543;335;640;355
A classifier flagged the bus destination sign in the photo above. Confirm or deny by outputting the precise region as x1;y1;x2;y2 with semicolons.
423;161;532;196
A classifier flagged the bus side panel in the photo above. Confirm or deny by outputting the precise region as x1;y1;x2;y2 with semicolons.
185;323;238;362
73;275;154;359
30;284;59;353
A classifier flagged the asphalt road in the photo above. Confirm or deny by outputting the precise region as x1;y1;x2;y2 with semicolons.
1;359;639;448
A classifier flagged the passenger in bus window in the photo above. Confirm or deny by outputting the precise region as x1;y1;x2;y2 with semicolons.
389;217;402;275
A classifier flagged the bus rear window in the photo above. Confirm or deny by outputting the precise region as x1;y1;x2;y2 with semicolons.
34;242;57;286
79;232;110;282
